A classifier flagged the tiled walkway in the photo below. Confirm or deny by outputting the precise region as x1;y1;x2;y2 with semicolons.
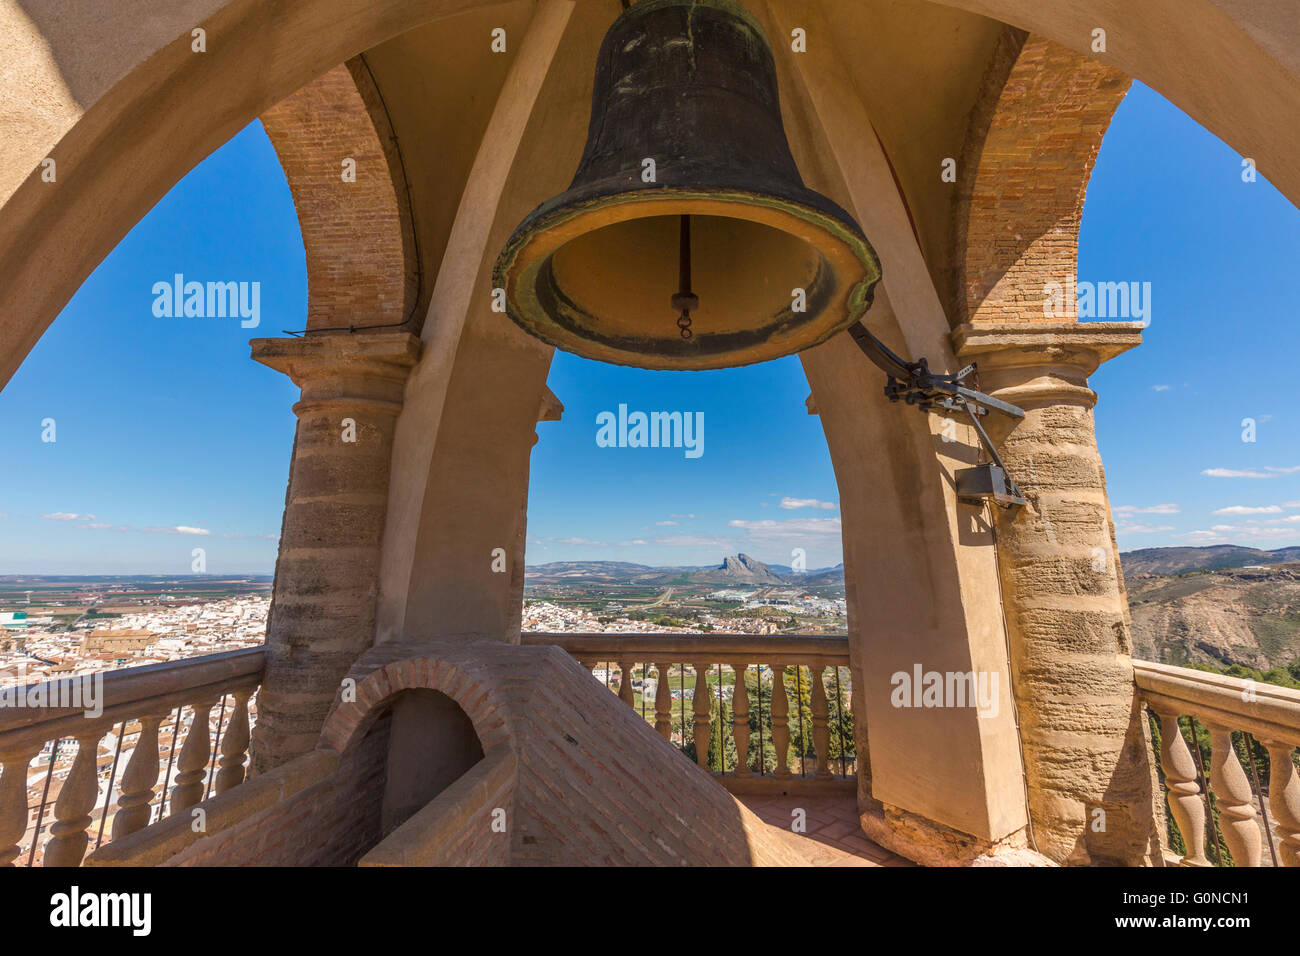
736;793;912;866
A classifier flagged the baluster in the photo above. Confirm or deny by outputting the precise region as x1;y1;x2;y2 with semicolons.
1152;709;1209;866
215;690;252;794
771;664;790;779
0;746;39;867
810;666;832;778
1207;723;1261;867
731;664;751;776
692;663;711;770
654;663;673;742
113;713;162;839
1261;739;1300;867
43;732;103;867
617;660;636;708
170;700;215;813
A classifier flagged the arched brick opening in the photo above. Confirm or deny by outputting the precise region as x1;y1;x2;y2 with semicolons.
318;656;515;756
947;29;1130;327
261;60;421;334
316;656;511;846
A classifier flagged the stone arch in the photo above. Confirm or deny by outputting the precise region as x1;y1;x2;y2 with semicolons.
317;655;514;756
948;29;1130;326
3;0;1300;389
0;0;514;388
261;60;420;332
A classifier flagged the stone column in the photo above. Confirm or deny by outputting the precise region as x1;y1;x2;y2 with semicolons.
952;321;1160;865
249;330;420;773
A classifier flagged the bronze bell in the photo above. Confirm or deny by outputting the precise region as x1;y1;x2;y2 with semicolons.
494;0;882;370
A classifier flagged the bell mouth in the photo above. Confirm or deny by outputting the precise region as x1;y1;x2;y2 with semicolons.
495;192;880;370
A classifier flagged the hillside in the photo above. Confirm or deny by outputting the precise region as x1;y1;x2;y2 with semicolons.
1126;563;1300;670
1120;545;1300;576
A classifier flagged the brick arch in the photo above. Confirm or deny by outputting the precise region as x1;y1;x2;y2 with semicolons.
317;656;515;756
261;60;419;333
948;30;1130;326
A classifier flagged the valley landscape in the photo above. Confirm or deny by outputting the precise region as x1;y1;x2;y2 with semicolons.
1123;546;1300;686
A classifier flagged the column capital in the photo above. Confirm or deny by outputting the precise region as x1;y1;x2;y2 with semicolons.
250;330;421;411
951;321;1143;410
250;330;421;387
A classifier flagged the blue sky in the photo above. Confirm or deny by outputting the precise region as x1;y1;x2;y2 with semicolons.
1;82;1297;574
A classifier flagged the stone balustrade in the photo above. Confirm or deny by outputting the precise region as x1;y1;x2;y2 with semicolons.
1134;659;1300;867
0;647;264;867
522;633;855;792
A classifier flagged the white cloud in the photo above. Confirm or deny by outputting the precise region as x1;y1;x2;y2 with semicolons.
1285;502;1300;509
669;513;696;519
42;512;95;521
779;497;837;511
655;520;678;526
1114;503;1180;515
1183;524;1300;543
141;526;211;536
1151;385;1171;392
1202;468;1273;478
77;523;113;530
1115;523;1175;534
1213;505;1283;515
728;517;842;545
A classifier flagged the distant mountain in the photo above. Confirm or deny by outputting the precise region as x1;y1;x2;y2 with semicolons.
684;553;785;585
526;554;843;587
1120;545;1300;577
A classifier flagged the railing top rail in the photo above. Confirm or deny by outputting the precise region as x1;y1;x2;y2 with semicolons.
522;632;849;664
0;646;265;752
1133;658;1300;744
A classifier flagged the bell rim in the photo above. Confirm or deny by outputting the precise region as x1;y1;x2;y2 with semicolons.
494;188;882;371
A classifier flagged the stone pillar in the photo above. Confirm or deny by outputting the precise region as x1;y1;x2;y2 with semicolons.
952;321;1160;865
249;331;421;773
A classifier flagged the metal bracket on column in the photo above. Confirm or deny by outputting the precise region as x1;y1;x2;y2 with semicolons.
846;320;1027;510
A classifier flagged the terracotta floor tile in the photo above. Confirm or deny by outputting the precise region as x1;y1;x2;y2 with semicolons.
735;793;904;867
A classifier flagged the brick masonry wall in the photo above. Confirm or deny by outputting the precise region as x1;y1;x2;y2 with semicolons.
949;31;1130;326
420;772;514;867
168;712;391;867
323;642;807;866
261;62;416;331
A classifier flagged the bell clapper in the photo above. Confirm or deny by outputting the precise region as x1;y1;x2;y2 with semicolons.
671;214;699;339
